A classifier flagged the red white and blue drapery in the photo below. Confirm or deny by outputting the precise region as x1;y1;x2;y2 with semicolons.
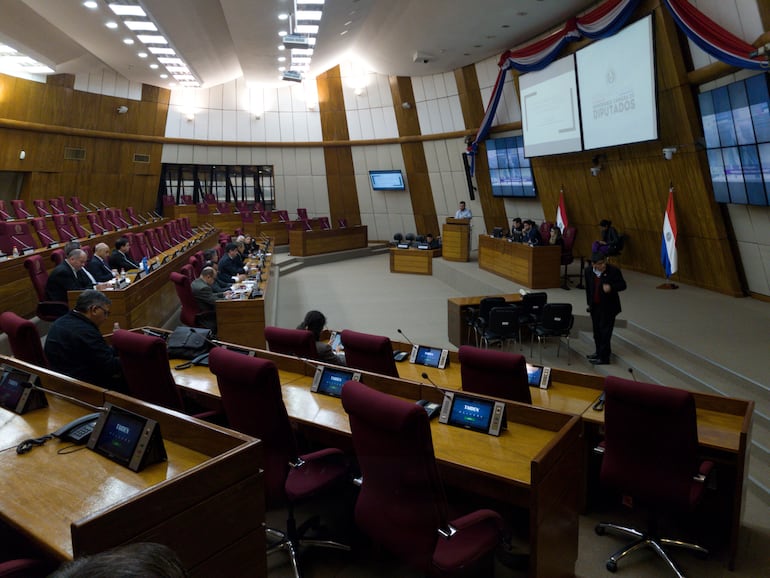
467;0;769;167
466;0;641;165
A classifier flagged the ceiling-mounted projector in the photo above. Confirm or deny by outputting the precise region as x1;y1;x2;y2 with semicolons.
282;70;302;83
283;34;310;48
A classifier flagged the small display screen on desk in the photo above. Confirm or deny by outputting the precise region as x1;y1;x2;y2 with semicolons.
415;346;441;367
447;395;495;433
315;368;356;397
0;369;26;409
526;364;543;386
93;407;145;465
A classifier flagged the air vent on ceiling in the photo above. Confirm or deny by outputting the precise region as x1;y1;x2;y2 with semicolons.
64;147;86;161
133;153;151;163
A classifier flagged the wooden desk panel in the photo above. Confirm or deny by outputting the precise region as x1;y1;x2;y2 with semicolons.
167;204;197;225
254;219;324;246
0;355;265;577
289;226;368;257
389;247;440;275
442;219;470;262
478;235;561;289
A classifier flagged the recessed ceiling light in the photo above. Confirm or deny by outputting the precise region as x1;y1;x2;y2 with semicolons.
149;63;159;69
137;52;148;58
278;66;286;72
278;45;285;51
160;74;168;78
340;30;348;36
277;57;286;62
125;21;157;31
148;47;175;55
123;38;134;45
105;21;119;29
278;13;289;20
83;1;98;9
137;35;168;44
108;4;146;17
278;30;288;37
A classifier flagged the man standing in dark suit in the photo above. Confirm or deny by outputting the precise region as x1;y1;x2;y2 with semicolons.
109;236;139;271
584;252;627;365
45;248;96;301
86;242;117;282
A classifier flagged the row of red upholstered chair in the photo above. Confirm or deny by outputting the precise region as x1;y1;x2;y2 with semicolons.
0;196;104;221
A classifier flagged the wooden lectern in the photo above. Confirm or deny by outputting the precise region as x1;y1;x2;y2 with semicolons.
442;218;471;262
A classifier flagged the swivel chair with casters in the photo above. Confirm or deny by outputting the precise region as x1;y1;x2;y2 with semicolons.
342;380;503;577
595;376;713;576
458;345;531;404
0;312;48;367
530;302;573;364
208;347;350;578
339;329;398;377
264;326;317;360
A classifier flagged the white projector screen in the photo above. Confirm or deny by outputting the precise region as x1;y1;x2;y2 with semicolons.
577;15;658;150
519;54;582;157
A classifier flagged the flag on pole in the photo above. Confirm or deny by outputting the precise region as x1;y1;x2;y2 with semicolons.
555;191;569;232
661;188;678;278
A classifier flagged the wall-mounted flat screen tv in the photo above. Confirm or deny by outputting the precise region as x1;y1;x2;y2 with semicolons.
486;135;537;198
369;170;406;191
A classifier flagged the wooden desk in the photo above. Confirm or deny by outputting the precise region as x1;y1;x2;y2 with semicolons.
478;236;561;289
0;218;169;320
289;225;367;257
442;218;470;262
389;247;441;275
447;293;522;347
167;204;197;225
215;250;274;350
67;230;218;333
255;219;324;246
168;347;582;578
0;355;265;577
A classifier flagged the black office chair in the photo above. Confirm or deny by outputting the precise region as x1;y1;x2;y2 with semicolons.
531;303;573;364
480;306;520;351
393;232;404;245
472;296;506;345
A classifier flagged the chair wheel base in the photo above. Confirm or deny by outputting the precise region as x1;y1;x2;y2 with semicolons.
595;524;606;536
606;559;618;572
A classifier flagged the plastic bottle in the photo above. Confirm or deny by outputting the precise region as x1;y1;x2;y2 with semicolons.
120;268;126;281
12;246;19;258
113;322;120;332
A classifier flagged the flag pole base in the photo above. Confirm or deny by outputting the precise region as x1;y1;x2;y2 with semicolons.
656;282;679;290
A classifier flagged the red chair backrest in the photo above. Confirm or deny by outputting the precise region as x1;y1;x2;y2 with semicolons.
181;263;195;283
0;221;38;254
70;197;86;212
50;249;65;266
181;195;194;205
264;326;317;359
188;255;202;277
458;345;531;404
23;255;49;301
319;216;331;230
216;201;232;214
32;200;49;217
196;202;210;215
68;214;89;237
170;271;200;327
10;200;31;219
0;312;48;367
339;329;398;377
162;195;175;206
86;213;106;234
296;208;308;220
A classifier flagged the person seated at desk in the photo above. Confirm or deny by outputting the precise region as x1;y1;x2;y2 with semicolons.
43;290;126;391
45;248;104;301
521;219;541;245
204;260;232;294
86;242;117;282
592;219;620;256
297;310;345;365
509;217;524;241
243;234;259;256
51;542;186;578
191;266;231;333
548;225;564;248
217;242;246;286
425;233;440;249
109;236;139;271
454;201;472;219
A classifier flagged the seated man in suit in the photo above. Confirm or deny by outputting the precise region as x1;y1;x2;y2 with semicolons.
216;242;246;286
522;219;542;245
191;267;231;333
86;242;117;282
44;290;126;391
425;233;440;249
109;236;139;271
45;248;102;301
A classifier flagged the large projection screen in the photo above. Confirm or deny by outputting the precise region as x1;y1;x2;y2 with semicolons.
577;15;658;150
519;54;582;157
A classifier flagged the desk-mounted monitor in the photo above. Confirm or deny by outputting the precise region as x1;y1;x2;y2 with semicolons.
310;366;361;397
409;345;449;369
88;403;167;472
438;391;506;436
369;170;406;191
526;363;551;389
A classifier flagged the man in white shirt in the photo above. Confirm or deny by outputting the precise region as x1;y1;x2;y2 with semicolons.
454;201;472;219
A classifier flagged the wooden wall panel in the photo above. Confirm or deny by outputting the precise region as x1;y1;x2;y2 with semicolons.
455;65;507;233
388;75;438;237
317;66;361;227
0;73;169;215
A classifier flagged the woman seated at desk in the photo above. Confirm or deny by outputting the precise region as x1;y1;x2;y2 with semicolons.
298;310;345;365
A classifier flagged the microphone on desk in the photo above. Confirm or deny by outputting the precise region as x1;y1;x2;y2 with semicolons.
421;372;439;388
67;203;79;214
627;367;638;382
11;235;32;250
152;211;162;219
98;201;109;209
397;328;415;346
86;202;100;211
58;227;76;241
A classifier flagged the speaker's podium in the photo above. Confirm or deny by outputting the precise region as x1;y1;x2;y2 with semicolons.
442;218;471;262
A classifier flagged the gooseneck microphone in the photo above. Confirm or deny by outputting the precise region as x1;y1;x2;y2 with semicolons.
421;372;439;388
397;328;415;346
10;235;32;250
627;367;638;382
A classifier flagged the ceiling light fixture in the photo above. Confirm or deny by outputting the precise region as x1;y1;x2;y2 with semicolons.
105;21;119;29
108;4;146;17
83;1;98;9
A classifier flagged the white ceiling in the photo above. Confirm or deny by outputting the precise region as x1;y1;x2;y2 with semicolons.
0;0;597;89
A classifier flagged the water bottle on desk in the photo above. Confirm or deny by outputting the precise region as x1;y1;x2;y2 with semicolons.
141;256;148;271
12;246;19;258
